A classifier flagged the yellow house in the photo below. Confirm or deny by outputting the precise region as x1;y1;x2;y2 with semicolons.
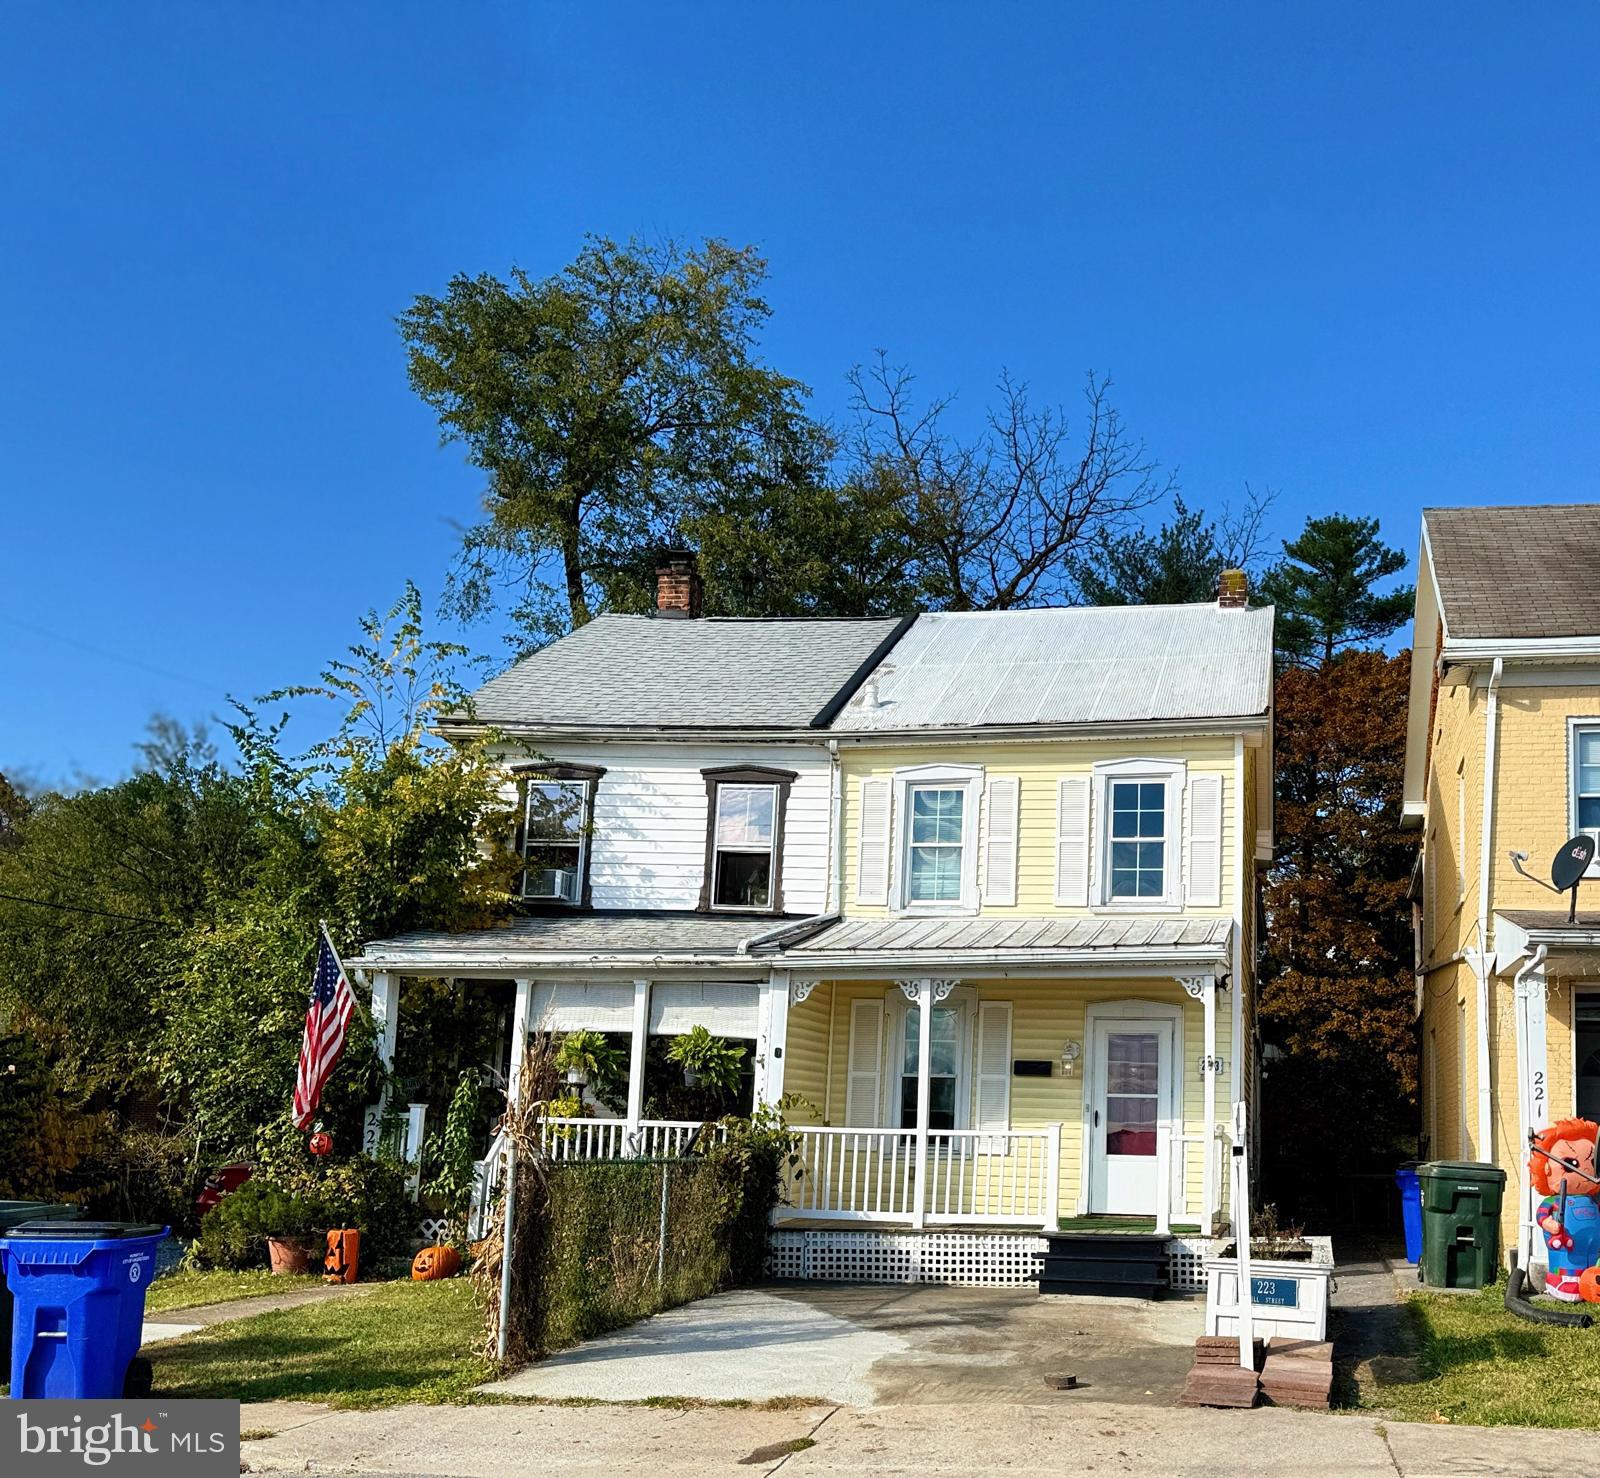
768;596;1274;1284
352;556;1274;1288
1405;504;1600;1270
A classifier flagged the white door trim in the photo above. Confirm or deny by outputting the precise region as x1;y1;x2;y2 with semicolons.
1079;999;1185;1218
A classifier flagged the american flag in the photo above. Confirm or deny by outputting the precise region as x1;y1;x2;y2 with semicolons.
291;929;356;1130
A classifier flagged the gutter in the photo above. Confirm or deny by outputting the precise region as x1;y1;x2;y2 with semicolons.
734;912;839;956
1471;656;1503;1159
1445;634;1600;664
782;946;1232;975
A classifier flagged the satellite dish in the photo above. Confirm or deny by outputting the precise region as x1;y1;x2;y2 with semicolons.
1553;835;1597;893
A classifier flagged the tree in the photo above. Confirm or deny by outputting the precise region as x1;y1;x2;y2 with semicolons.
1261;514;1413;668
400;236;829;644
1257;651;1419;1219
1069;490;1274;606
845;355;1169;610
0;771;25;846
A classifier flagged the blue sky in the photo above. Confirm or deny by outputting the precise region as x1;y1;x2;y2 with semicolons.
4;4;1598;786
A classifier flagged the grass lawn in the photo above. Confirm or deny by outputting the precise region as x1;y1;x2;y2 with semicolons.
1378;1281;1600;1428
144;1270;324;1315
148;1278;492;1409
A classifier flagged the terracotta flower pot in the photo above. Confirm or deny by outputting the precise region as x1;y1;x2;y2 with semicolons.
266;1236;314;1275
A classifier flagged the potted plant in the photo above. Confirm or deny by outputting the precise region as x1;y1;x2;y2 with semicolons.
554;1030;625;1101
666;1027;745;1097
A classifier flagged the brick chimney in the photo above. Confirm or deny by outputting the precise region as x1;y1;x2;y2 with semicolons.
1217;568;1249;609
655;549;703;618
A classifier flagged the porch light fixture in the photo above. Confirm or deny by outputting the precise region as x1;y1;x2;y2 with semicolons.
1060;1040;1081;1075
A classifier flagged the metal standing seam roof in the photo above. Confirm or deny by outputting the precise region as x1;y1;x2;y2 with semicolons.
349;911;825;967
451;614;908;730
786;915;1233;957
1425;504;1600;640
828;604;1274;731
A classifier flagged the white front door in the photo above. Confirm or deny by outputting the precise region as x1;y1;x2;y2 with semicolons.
1089;1018;1175;1215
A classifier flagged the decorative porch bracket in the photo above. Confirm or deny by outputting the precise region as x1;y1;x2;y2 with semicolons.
1513;946;1550;1267
1177;972;1219;1228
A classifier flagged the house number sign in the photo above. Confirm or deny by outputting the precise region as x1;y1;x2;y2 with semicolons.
1250;1276;1299;1308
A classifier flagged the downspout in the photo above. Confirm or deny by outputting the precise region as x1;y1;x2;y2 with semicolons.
1473;657;1503;1160
827;739;844;915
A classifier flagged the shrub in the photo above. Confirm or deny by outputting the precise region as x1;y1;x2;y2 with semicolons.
194;1181;322;1269
77;1126;206;1236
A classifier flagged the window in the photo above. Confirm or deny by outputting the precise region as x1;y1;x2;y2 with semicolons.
520;778;592;903
1574;723;1600;860
907;787;966;903
713;784;777;908
698;767;796;913
1108;779;1167;900
899;1003;960;1130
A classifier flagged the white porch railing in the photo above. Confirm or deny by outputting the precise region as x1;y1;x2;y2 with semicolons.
540;1117;712;1160
777;1125;1062;1229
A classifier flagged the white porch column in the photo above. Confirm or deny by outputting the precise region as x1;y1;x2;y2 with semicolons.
1180;973;1219;1229
755;971;796;1107
506;977;533;1109
371;971;400;1074
899;977;955;1231
1513;946;1550;1267
626;978;651;1154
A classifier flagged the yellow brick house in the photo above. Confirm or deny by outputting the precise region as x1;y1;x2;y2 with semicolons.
1405;504;1600;1270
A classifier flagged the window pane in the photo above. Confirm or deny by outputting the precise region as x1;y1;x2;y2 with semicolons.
1580;763;1600;798
1581;797;1600;830
527;781;585;841
1109;837;1165;899
1105;1096;1157;1156
903;1007;959;1076
714;850;771;908
909;845;962;901
911;788;965;845
716;785;775;848
1581;730;1600;769
929;1077;956;1130
525;843;582;901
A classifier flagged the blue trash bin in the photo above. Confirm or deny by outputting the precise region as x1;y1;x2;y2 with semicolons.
1395;1165;1423;1263
0;1222;167;1399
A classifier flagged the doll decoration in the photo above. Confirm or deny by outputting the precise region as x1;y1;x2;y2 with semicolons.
1530;1118;1600;1303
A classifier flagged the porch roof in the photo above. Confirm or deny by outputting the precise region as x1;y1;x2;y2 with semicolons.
348;910;831;974
1495;909;1600;975
784;914;1233;973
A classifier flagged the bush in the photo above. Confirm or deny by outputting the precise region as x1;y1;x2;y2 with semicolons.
77;1126;206;1236
194;1180;323;1269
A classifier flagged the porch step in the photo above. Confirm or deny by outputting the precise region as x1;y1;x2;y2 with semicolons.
1037;1233;1170;1300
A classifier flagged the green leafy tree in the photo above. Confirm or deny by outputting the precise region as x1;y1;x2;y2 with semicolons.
1261;513;1414;668
1069;491;1274;606
400;236;830;644
0;771;27;846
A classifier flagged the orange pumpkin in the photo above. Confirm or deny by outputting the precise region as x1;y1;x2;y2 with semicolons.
1579;1267;1600;1304
411;1243;463;1281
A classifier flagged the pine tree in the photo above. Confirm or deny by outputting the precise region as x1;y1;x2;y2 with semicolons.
1262;514;1413;668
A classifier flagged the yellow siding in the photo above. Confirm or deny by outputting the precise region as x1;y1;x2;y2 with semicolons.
782;979;832;1124
838;736;1238;920
788;976;1231;1223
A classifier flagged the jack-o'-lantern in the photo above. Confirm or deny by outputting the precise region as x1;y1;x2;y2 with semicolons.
411;1243;463;1281
308;1131;333;1157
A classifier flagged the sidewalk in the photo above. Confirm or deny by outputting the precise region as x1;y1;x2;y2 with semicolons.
237;1397;1597;1477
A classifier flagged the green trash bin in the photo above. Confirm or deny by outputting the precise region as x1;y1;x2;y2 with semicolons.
1418;1161;1505;1289
0;1201;82;1369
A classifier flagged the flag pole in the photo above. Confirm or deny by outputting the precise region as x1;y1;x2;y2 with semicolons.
320;919;373;1026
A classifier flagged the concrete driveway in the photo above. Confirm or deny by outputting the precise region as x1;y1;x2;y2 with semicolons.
480;1282;1201;1407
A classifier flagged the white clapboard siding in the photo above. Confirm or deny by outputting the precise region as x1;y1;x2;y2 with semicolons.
974;1001;1013;1148
845;999;884;1127
1055;776;1092;906
1185;773;1223;907
856;777;893;906
526;742;834;913
982;776;1020;907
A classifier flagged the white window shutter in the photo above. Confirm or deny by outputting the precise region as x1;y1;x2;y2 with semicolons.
856;777;892;906
844;999;884;1127
982;776;1020;906
974;1001;1013;1149
1186;773;1223;907
1055;776;1091;906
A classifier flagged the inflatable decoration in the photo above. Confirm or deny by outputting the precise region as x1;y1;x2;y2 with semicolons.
1530;1118;1600;1302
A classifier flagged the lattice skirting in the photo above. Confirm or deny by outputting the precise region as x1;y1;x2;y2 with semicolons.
767;1229;1217;1292
417;1215;451;1247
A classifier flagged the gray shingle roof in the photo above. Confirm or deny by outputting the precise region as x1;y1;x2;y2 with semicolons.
1426;504;1600;640
455;614;907;730
829;605;1273;731
787;915;1232;958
